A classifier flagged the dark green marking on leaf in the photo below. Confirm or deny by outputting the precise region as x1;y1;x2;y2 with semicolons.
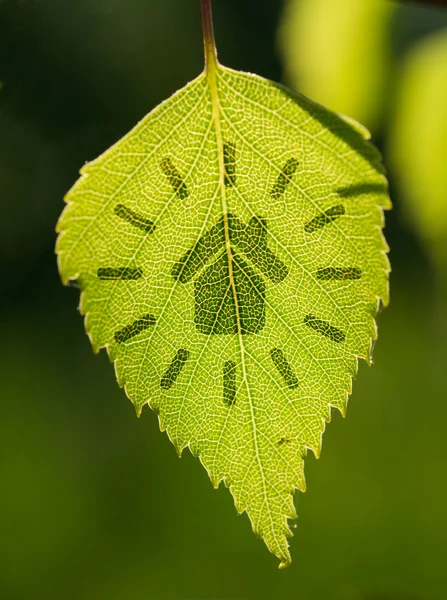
194;251;265;335
270;158;299;198
223;360;237;406
304;204;345;233
114;204;155;233
160;157;189;199
172;218;226;283
173;214;288;336
277;437;291;447
224;142;237;187
317;267;362;280
97;267;143;280
304;314;346;343
229;215;289;284
160;349;190;390
270;348;299;389
114;314;156;344
336;182;387;198
173;215;288;287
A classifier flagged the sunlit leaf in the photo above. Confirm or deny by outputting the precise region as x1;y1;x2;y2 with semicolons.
279;0;395;133
56;17;390;567
389;28;447;274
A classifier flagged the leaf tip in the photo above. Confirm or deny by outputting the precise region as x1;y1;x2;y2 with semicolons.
278;554;292;570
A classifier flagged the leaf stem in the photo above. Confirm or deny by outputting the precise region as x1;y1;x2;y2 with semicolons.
201;0;218;71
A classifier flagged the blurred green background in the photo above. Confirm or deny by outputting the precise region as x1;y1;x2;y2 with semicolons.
1;1;446;599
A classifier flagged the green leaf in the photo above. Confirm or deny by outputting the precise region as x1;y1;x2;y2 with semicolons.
279;0;395;133
389;28;447;276
56;17;390;567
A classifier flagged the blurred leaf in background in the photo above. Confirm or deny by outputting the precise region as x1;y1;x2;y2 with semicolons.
389;27;447;280
279;0;395;133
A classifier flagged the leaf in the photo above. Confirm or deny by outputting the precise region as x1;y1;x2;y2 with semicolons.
279;0;395;133
389;28;447;276
56;7;390;567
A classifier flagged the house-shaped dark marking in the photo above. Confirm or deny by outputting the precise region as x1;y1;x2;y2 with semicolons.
172;215;288;335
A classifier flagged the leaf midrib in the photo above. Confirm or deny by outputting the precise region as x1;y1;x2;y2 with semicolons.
207;61;276;548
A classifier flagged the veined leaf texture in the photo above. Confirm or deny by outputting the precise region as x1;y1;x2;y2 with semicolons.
56;0;390;567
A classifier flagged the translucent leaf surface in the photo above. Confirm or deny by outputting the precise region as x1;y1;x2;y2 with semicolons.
389;28;447;274
279;0;394;133
57;56;390;566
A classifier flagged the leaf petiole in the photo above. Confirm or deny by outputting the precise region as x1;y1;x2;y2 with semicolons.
201;0;218;71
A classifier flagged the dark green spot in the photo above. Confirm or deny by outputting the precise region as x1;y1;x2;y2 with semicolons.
114;314;156;343
270;158;299;199
172;219;226;284
114;204;155;233
304;314;345;343
277;437;291;447
270;348;299;389
304;204;345;233
173;214;288;335
194;251;265;335
160;349;189;390
97;267;143;280
230;216;288;284
317;267;362;280
336;182;387;198
224;142;237;187
160;157;188;199
223;360;236;406
172;215;288;285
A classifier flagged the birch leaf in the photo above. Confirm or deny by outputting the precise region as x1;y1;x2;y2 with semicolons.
56;3;390;568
